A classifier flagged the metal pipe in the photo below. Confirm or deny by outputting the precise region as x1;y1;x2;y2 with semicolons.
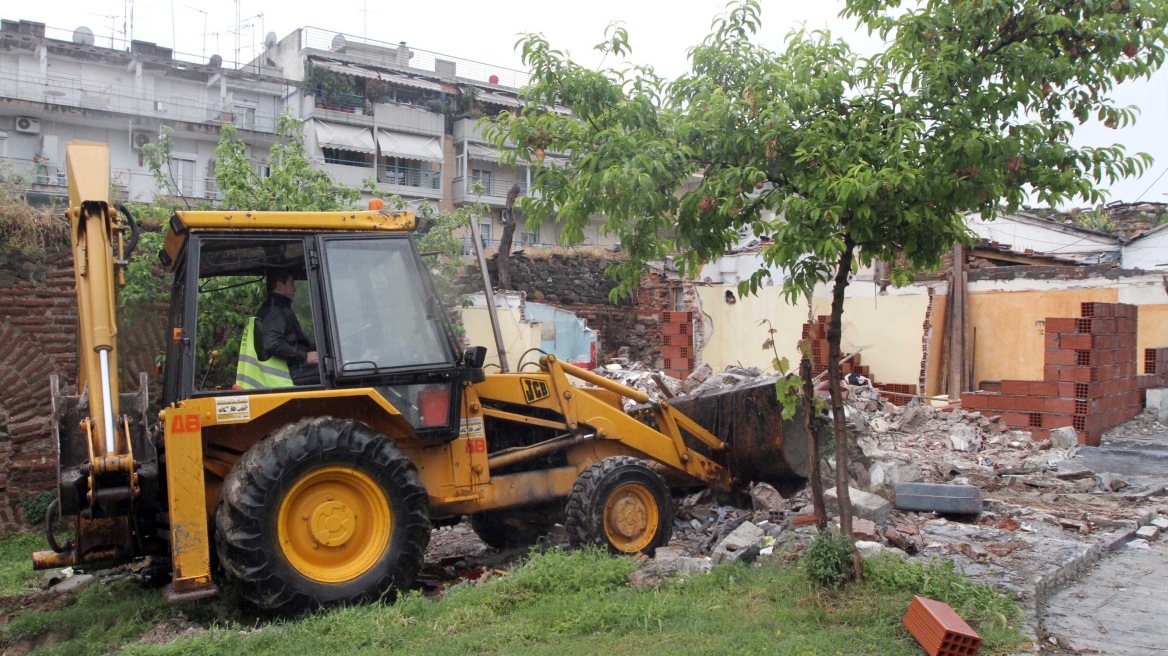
468;215;510;372
552;358;650;404
487;433;594;471
98;349;116;454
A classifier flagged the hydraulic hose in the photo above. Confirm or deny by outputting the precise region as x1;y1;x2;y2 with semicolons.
115;203;140;260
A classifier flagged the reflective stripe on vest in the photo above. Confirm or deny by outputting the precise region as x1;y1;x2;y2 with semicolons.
235;318;293;389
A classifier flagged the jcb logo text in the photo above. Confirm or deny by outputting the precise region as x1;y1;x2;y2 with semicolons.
522;378;550;404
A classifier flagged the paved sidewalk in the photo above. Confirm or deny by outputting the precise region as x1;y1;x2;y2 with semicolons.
1042;538;1168;654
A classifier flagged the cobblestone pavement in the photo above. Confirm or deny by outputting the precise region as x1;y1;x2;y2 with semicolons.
1042;538;1168;654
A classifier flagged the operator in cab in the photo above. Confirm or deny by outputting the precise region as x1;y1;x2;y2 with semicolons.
259;270;319;385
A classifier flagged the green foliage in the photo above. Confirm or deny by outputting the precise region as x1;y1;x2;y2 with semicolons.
864;556;1022;629
762;319;802;419
487;0;1167;303
1073;208;1117;232
16;491;55;527
216;115;362;211
0;162;68;258
803;530;856;589
302;64;359;105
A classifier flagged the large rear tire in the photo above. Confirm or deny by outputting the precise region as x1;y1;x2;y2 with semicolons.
564;457;673;556
214;417;430;611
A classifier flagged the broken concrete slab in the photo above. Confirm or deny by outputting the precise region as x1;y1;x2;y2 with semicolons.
711;521;765;565
53;573;96;594
893;483;982;515
824;487;892;524
1152;517;1168;531
869;460;924;487
851;517;879;541
1135;525;1160;541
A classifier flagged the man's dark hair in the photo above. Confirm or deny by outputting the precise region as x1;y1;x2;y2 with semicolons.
266;269;295;293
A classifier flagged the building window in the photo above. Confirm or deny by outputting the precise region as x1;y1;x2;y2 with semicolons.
520;230;538;245
234;104;257;130
173;157;196;196
379;157;439;189
479;219;493;247
471;168;493;195
322;148;372;167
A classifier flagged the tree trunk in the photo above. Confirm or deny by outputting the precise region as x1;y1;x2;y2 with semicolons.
496;184;521;291
827;234;862;581
801;356;828;530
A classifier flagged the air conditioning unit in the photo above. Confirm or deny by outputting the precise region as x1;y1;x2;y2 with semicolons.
132;131;153;150
14;116;40;134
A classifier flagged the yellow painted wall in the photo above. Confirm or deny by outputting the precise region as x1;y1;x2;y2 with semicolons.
965;288;1116;384
697;287;931;388
1138;305;1168;368
462;305;542;372
925;295;948;397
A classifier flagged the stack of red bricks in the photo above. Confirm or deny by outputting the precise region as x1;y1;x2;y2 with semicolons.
803;316;871;379
662;311;695;378
962;302;1163;445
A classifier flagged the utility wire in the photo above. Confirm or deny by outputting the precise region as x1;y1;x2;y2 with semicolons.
1134;165;1168;203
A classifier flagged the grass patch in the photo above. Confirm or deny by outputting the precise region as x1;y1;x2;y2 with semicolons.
0;533;1027;655
0;532;48;595
118;548;1025;656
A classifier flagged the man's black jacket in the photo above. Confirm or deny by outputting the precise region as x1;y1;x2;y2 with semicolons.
257;294;314;366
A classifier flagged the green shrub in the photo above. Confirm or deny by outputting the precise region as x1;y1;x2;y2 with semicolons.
803;530;855;589
18;491;56;526
864;555;1022;628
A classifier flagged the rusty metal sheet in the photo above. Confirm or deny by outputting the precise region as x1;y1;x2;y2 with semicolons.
632;376;811;490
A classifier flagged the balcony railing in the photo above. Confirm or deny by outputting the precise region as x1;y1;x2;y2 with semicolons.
0;156;223;202
378;164;441;190
0;69;278;132
468;175;528;197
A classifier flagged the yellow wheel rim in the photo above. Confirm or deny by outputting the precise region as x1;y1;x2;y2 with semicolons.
277;466;391;583
603;482;659;553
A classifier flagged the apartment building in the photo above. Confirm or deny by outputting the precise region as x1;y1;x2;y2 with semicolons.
0;19;288;204
0;17;614;248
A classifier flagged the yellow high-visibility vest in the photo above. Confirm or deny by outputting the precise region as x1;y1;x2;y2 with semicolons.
235;318;293;389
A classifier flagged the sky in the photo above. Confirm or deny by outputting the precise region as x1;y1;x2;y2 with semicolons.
11;0;1168;206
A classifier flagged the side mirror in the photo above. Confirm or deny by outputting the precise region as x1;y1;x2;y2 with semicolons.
463;346;487;370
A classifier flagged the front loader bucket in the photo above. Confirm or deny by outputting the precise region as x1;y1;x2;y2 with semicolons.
632;376;811;491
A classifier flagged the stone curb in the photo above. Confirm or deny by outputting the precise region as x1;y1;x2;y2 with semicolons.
1022;510;1158;651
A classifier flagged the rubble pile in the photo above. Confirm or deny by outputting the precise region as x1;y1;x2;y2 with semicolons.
595;361;766;409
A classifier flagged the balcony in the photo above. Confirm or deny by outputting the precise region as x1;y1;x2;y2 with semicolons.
453;174;528;207
376;163;442;200
0;155;135;201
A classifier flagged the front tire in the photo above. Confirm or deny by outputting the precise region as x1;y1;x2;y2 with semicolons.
214;417;430;611
564;457;673;556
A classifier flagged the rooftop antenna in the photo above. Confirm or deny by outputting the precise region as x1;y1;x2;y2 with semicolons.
183;4;209;59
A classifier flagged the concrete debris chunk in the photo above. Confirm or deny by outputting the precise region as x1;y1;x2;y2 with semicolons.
851;517;879;541
1094;472;1129;492
1049;426;1079;450
869;460;923;487
1055;463;1095;480
711;521;765;565
1151;516;1168;530
749;482;785;514
824;487;892;523
947;424;982;453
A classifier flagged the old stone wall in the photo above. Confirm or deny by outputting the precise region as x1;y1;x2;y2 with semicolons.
463;251;697;368
0;249;166;527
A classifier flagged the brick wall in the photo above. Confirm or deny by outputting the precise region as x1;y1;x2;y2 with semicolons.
0;250;166;527
962;302;1162;445
464;253;699;370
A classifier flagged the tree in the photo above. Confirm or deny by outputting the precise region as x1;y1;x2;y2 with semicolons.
487;0;1168;579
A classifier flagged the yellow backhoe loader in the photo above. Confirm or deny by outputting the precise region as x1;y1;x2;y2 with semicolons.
32;141;809;610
